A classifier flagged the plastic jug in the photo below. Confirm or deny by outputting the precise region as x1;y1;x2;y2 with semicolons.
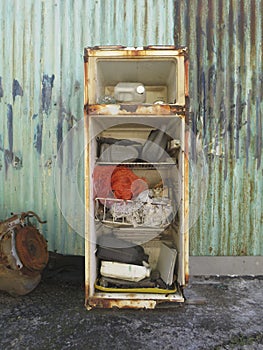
114;82;146;103
100;261;151;282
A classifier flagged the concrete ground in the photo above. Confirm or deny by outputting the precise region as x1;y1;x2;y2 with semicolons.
0;273;262;350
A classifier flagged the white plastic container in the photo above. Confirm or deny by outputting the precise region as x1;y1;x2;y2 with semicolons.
100;261;151;282
114;82;146;103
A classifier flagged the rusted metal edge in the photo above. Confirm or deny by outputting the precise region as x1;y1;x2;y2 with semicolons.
86;297;184;310
85;104;186;116
84;47;188;59
87;298;156;309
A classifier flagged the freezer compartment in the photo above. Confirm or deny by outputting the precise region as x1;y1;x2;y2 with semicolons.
96;58;176;104
86;56;186;105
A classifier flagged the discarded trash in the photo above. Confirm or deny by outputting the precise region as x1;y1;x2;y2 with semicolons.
95;189;173;228
97;234;149;265
156;243;177;286
100;261;151;282
0;211;48;296
97;95;116;104
93;165;148;201
95;234;176;292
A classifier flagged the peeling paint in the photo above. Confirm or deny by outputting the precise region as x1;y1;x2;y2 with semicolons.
12;79;23;102
7;104;13;155
0;142;14;170
201;71;207;142
208;65;217;97
56;117;63;152
0;77;3;100
12;154;22;169
255;97;262;170
74;80;80;93
42;74;55;114
235;84;242;160
57;101;64;153
4;149;13;165
56;102;76;155
246;91;251;169
33;123;43;154
0;135;3;172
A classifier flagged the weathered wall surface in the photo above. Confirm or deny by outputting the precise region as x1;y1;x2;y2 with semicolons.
0;0;262;256
174;0;262;255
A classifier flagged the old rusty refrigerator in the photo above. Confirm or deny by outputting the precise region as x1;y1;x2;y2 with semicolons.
84;46;189;309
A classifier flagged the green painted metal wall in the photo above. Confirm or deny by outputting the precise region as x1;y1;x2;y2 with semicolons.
174;0;262;255
0;0;262;256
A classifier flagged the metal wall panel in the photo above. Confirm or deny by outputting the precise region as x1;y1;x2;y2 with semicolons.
0;0;262;256
174;0;262;255
0;0;175;255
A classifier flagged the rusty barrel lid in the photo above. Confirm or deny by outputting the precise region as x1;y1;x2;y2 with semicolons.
15;226;49;272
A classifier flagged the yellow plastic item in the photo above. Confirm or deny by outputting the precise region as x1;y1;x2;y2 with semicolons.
95;280;177;294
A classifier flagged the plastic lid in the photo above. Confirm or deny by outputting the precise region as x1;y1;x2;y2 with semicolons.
136;85;145;94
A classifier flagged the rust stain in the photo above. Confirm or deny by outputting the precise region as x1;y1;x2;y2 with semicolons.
87;297;157;309
0;250;8;266
124;49;145;57
85;284;90;302
85;47;187;60
184;57;189;98
185;272;189;285
0;213;48;276
87;104;185;116
84;62;89;105
15;226;48;272
0;212;48;295
184;132;190;286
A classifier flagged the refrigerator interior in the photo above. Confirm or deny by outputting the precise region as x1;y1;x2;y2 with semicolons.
87;56;185;105
86;115;186;303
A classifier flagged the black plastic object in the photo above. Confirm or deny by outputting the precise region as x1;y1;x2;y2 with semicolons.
97;234;149;265
140;129;171;162
99;276;155;288
97;137;142;162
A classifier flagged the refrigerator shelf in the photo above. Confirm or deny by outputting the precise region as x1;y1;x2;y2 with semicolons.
95;161;177;169
95;196;173;229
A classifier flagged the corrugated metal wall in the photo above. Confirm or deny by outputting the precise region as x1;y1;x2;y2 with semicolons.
0;0;175;255
0;0;262;256
174;0;262;256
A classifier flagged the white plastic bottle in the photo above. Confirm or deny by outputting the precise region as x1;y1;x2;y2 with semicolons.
100;261;151;282
114;82;146;103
